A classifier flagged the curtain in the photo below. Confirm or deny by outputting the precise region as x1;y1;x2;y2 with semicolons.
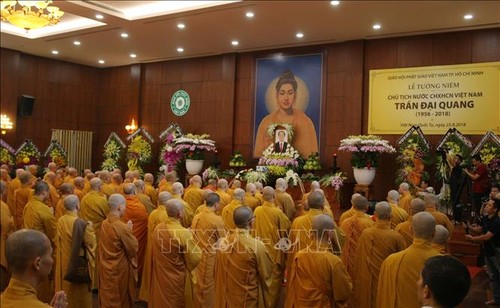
51;129;93;173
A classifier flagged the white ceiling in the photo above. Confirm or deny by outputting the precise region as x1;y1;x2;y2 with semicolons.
1;1;499;67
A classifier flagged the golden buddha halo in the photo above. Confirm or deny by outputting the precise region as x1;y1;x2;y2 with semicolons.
265;76;310;114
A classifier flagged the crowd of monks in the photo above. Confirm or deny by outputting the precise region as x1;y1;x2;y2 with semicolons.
0;162;468;308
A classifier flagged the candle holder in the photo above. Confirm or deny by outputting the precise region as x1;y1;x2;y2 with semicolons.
332;153;339;173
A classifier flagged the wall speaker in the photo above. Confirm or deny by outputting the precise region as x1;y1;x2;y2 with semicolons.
17;95;35;116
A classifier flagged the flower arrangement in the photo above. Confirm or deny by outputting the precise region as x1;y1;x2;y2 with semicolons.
284;169;301;186
202;166;220;182
44;140;68;167
488;158;500;186
301;172;320;182
339;135;396;169
160;133;183;173
174;133;217;160
395;133;431;187
15;139;41;169
303;152;321;170
127;135;152;173
235;168;268;184
0;139;15;168
479;141;500;166
258;143;300;176
435;130;472;181
229;151;247;167
320;171;347;191
102;133;125;171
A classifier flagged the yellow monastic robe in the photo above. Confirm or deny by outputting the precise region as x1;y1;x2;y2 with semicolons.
191;206;225;307
74;188;84;201
395;217;414;247
0;200;12;269
215;189;232;213
221;199;243;230
54;197;67;221
426;208;454;234
101;183;116;198
0;278;51;308
150;217;202;308
138;204;168;302
215;228;273;308
275;190;296;221
79;191;109;241
53;176;63;190
23;195;58;304
389;202;409;229
83;179;91;195
13;185;33;230
144;183;158;206
46;183;59;210
98;213;138;308
6;177;20;215
64;175;75;185
183;186;205;214
339;206;356;226
195;203;208;216
173;194;194;228
158;181;173;193
245;192;261;211
253;201;291;308
431;243;447;254
285;241;353;308
340;211;375;278
399;192;413;213
55;212;96;308
138;193;155;214
352;220;407;308
121;195;148;278
377;238;440;308
255;191;265;205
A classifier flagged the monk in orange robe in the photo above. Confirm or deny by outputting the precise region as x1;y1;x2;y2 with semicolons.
55;183;74;221
64;167;77;186
338;193;363;225
285;214;352;307
244;183;261;210
1;229;68;308
431;225;449;254
215;206;273;307
352;202;407;308
0;181;13;291
150;199;201;308
424;193;454;234
191;192;225;307
215;179;232;213
135;180;155;214
6;169;23;216
110;173;124;195
183;175;205;214
158;171;176;193
275;178;296;221
386;190;409;229
99;171;115;198
143;173;158;206
172;182;194;228
377;211;440;308
79;178;108;239
253;186;291;308
121;183;148;280
138;191;172;302
98;194;138;308
221;188;245;230
340;195;375;278
13;171;33;230
43;172;60;211
398;182;414;213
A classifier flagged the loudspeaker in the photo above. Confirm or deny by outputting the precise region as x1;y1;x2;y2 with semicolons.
17;95;35;116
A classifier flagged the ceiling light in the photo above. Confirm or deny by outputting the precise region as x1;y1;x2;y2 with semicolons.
177;47;184;52
464;14;473;20
73;41;81;46
246;12;254;18
98;60;105;64
231;40;239;46
177;23;185;29
0;1;64;31
51;50;59;55
373;24;381;30
121;32;129;38
95;14;104;20
296;32;304;38
130;53;137;58
330;1;340;6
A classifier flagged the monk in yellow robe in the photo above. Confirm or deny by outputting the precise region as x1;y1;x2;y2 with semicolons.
395;198;426;247
386;190;409;229
215;179;232;213
285;214;352;307
222;188;245;230
275;178;296;221
398;182;414;213
144;173;158;206
110;173;124;195
253;186;291;308
98;171;115;198
377;211;440;308
43;172;60;211
55;183;74;221
158;171;176;193
27;165;39;184
338;193;362;225
79;178;108;238
226;179;241;198
1;229;68;308
254;182;265;204
14;171;33;230
431;225;449;254
98;194;138;308
122;183;148;279
73;177;86;201
215;206;273;308
6;169;23;216
183;175;205;214
23;181;58;303
244;183;261;210
424;193;454;234
352;202;407;308
54;195;96;308
138;191;172;302
64;167;77;186
150;199;202;308
0;181;13;291
191;192;226;307
340;195;375;278
54;169;64;190
172;182;194;228
135;180;155;214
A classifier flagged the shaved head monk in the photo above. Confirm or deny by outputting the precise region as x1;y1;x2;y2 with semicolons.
98;194;138;308
1;229;67;308
285;214;352;307
377;211;439;308
215;206;273;307
221;188;245;230
395;197;426;247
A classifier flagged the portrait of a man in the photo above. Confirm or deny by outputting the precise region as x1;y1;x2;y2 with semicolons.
274;130;289;153
253;54;323;158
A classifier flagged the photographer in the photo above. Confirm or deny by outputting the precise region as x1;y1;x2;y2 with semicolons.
464;154;490;214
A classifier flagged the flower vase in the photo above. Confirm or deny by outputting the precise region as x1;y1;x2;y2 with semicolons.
186;159;204;175
353;167;377;185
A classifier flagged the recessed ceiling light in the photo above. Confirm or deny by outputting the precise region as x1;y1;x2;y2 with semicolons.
330;1;340;6
73;41;81;46
296;32;304;38
177;23;185;29
130;53;137;58
98;60;105;64
373;24;382;30
231;40;239;46
95;14;104;20
464;14;473;20
246;12;254;18
177;47;184;53
121;33;129;38
51;50;59;55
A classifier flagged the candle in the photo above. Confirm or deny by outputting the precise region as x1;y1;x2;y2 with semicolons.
332;153;338;172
